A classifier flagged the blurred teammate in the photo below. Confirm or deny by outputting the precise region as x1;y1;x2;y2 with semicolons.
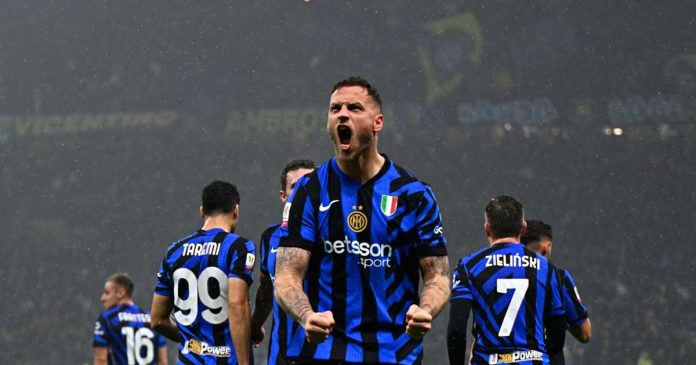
250;159;315;365
151;181;256;365
447;196;565;365
274;76;450;364
521;219;591;364
93;273;168;365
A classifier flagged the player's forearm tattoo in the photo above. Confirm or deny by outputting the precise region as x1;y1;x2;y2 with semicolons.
419;255;451;316
275;247;314;325
280;286;314;325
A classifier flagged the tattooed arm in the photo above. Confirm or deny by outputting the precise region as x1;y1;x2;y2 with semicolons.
406;255;451;339
274;246;334;343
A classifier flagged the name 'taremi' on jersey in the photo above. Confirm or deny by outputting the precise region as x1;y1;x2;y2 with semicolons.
154;228;255;364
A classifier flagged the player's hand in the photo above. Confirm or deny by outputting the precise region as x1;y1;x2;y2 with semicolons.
405;304;432;339
251;326;265;347
303;311;335;344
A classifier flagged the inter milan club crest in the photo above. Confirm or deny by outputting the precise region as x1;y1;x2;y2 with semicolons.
380;195;398;216
347;207;368;233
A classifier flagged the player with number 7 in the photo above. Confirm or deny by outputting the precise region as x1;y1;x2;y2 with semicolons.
447;196;566;365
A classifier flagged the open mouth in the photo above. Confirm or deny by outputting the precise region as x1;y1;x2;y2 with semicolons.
337;125;352;148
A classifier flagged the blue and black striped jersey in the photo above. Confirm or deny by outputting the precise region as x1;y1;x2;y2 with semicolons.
92;303;167;365
548;266;590;365
557;268;588;328
259;224;299;365
279;156;447;364
451;243;564;365
154;228;255;364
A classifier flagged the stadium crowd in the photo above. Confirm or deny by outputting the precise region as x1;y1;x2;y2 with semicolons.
0;1;694;363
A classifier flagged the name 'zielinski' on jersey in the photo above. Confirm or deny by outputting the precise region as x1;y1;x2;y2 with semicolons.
181;242;221;256
485;253;540;269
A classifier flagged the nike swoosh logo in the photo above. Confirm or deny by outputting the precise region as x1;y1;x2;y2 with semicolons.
319;199;340;212
270;247;279;254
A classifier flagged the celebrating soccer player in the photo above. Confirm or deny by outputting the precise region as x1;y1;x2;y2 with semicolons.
521;219;592;364
250;159;315;364
447;196;566;365
150;181;256;365
92;273;168;365
274;76;450;365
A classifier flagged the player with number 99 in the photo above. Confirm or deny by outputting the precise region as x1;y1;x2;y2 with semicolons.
150;181;256;365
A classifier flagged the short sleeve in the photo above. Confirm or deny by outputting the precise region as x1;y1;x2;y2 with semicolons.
92;315;110;348
561;270;589;327
279;176;317;250
413;184;447;257
450;260;473;302
229;238;255;287
154;254;173;297
547;266;565;317
259;226;274;275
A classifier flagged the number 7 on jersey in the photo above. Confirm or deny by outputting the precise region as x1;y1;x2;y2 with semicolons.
496;278;529;337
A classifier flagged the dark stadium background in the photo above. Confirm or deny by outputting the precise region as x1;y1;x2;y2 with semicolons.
1;1;694;364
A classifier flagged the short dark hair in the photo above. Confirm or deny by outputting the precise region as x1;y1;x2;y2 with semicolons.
108;273;134;298
281;159;315;191
332;76;382;110
521;219;553;246
202;180;240;215
485;195;525;238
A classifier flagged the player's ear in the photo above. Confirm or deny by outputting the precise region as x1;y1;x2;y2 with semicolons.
279;190;288;203
233;204;240;220
116;286;126;299
199;206;205;219
373;113;383;133
484;222;491;238
519;220;528;237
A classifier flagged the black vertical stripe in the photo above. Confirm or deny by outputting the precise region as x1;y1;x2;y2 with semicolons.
357;182;379;363
209;231;230;365
327;166;348;360
277;310;288;365
524;248;539;351
286;176;311;243
298;174;323;359
298;247;321;359
562;269;585;318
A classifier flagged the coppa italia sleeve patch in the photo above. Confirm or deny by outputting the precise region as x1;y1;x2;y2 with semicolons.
281;202;291;227
245;252;256;270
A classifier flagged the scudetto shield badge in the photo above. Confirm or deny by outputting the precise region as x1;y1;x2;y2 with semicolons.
380;195;398;216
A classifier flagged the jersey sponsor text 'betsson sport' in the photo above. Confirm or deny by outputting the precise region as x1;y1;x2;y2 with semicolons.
154;228;255;364
93;304;166;365
279;156;447;364
451;243;564;365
